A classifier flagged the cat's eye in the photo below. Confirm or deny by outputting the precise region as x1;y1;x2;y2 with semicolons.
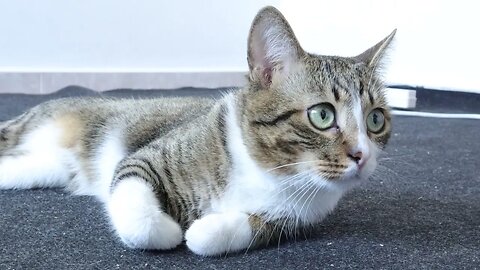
367;109;385;133
308;103;336;130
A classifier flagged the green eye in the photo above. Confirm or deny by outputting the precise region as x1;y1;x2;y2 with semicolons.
367;109;385;133
308;103;336;130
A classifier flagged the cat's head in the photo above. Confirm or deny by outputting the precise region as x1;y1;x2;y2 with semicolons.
240;6;395;188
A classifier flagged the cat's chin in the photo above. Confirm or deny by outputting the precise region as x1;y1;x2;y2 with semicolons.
300;171;365;192
329;162;376;189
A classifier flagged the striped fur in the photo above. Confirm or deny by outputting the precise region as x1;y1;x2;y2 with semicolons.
0;6;395;256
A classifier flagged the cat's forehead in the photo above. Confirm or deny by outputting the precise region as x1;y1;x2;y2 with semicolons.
275;54;386;112
306;55;369;89
282;56;361;102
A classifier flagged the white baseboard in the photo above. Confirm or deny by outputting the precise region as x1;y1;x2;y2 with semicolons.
385;87;417;109
0;71;415;109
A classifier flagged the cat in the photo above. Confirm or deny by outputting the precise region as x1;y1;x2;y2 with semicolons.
0;6;395;256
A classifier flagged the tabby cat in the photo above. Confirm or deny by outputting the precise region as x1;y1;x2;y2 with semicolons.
0;6;395;256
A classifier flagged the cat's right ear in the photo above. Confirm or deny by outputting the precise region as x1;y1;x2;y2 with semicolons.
354;29;397;70
247;6;304;88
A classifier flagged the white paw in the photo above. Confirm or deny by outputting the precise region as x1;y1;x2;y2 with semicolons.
185;212;252;256
107;178;182;250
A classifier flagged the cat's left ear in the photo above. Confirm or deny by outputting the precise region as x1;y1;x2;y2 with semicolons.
354;29;397;69
247;6;304;88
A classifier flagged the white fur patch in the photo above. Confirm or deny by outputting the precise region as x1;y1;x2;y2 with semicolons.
352;99;371;157
352;98;366;135
351;97;379;179
353;97;372;158
107;178;182;250
0;122;74;189
185;212;252;256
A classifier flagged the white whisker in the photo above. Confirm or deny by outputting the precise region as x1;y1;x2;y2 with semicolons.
266;160;323;173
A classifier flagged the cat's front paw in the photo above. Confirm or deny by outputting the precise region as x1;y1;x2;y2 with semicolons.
185;212;253;256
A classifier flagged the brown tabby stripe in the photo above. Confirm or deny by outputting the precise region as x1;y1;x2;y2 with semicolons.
114;171;144;183
283;139;316;150
289;122;318;138
211;103;232;206
251;109;299;126
157;150;180;193
13;123;28;147
333;76;348;93
276;141;297;155
112;159;159;185
161;159;187;216
161;143;191;223
84;118;108;153
332;86;340;102
4;111;36;147
111;158;168;199
0;128;7;141
359;81;365;96
216;103;230;159
323;62;332;74
115;164;157;182
212;110;229;190
136;157;162;183
368;91;375;105
138;160;172;214
331;164;347;168
293;130;315;140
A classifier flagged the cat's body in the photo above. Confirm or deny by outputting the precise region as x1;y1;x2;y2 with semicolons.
0;7;395;256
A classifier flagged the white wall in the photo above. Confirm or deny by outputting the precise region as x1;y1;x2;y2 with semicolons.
280;0;480;93
0;0;479;93
0;0;275;72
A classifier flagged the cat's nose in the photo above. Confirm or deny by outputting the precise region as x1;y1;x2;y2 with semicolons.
348;151;362;163
348;150;368;168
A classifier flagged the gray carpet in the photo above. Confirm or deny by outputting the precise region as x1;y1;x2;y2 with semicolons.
1;86;479;269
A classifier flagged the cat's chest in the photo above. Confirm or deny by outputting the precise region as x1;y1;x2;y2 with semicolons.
210;169;344;225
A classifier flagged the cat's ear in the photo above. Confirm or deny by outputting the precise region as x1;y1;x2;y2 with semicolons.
354;29;396;69
247;6;304;88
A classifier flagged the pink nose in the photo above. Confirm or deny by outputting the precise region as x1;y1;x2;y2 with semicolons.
348;150;367;168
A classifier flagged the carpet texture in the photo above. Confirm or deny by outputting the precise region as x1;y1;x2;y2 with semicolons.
0;86;479;269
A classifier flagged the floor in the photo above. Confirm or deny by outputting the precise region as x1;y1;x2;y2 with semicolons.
0;86;479;269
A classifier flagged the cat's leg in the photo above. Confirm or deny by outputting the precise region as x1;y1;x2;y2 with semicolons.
185;212;278;256
107;158;183;250
0;120;74;189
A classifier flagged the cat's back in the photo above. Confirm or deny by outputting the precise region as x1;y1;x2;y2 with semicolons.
41;95;215;118
19;95;217;153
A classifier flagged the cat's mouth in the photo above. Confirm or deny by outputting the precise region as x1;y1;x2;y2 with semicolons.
316;160;371;181
281;155;375;183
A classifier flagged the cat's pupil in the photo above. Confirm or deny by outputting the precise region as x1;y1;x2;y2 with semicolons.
373;113;378;124
320;110;326;120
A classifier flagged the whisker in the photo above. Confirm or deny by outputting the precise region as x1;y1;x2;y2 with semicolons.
234;166;342;254
266;160;323;172
238;170;317;254
295;184;322;238
281;176;315;205
294;183;320;232
276;178;316;250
